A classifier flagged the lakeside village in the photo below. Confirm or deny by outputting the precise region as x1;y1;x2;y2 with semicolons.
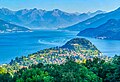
1;45;110;73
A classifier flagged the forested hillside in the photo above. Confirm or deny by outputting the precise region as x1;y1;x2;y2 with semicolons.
0;38;119;82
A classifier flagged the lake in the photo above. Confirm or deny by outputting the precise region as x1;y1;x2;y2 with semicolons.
0;30;120;64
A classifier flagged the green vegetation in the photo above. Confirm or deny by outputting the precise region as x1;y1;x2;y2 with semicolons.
0;38;119;82
14;60;102;82
2;38;101;74
15;39;100;64
0;56;120;82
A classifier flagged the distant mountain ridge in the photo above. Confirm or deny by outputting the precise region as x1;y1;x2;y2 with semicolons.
0;8;104;29
77;19;120;40
87;10;105;17
0;19;29;33
62;7;120;31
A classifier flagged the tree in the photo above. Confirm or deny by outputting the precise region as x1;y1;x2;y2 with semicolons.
112;56;120;82
44;60;102;82
15;68;53;82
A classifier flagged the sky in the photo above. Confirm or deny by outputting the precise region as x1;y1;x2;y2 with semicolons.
0;0;120;13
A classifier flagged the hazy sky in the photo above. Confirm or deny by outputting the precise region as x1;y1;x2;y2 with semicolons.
0;0;120;13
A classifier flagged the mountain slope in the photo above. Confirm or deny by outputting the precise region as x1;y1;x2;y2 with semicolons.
77;19;120;40
61;38;99;51
0;19;29;33
63;7;120;31
0;8;104;29
8;38;101;68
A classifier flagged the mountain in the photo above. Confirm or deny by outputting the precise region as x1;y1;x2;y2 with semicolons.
0;19;29;33
87;10;106;17
77;19;120;40
62;7;120;31
0;8;104;29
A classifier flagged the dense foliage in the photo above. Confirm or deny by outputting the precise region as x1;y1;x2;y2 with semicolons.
0;56;120;82
0;38;119;82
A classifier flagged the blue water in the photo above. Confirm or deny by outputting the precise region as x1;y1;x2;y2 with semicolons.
0;30;120;64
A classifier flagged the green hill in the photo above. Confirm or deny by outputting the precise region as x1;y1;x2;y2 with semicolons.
1;38;119;82
2;38;101;72
62;38;99;51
